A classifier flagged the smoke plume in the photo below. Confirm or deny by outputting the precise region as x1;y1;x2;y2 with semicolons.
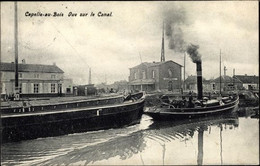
163;6;187;53
186;44;201;63
163;6;202;63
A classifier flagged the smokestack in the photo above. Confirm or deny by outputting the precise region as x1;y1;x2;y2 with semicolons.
196;61;203;100
187;44;203;100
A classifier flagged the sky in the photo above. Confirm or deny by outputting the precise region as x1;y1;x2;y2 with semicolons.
1;1;259;85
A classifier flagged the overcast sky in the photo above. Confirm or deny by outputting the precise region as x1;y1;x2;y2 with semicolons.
1;1;258;84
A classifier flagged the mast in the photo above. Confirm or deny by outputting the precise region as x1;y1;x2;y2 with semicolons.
224;66;227;91
14;1;19;94
161;21;165;62
219;50;222;95
233;68;235;89
183;52;186;90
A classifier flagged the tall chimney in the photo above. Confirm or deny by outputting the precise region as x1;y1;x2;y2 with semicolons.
88;68;92;84
196;61;203;100
161;21;165;62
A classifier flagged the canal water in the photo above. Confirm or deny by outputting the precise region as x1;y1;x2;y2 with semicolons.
1;107;259;165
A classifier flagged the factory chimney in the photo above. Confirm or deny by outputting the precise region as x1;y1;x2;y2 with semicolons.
161;21;165;62
88;68;92;85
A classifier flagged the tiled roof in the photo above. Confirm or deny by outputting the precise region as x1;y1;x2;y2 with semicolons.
0;62;64;73
234;75;259;84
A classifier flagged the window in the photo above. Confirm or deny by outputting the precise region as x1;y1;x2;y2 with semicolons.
152;70;155;79
51;84;56;93
142;71;146;79
134;72;137;80
19;83;22;93
19;73;22;78
34;73;39;78
51;75;56;79
34;84;39;93
168;69;173;77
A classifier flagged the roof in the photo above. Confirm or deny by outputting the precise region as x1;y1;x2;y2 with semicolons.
0;62;64;73
234;75;259;84
130;60;182;69
214;75;234;83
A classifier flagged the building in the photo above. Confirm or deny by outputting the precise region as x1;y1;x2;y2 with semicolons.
62;78;74;94
184;75;213;92
128;60;182;92
74;84;97;96
0;62;67;98
233;74;259;90
211;75;237;91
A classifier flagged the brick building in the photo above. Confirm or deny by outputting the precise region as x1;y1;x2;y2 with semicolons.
128;60;182;92
0;62;72;97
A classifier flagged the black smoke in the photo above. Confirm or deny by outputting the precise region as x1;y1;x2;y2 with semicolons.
163;6;187;53
186;44;201;63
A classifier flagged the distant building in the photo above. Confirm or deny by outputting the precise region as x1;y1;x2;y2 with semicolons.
96;80;129;94
128;60;182;92
233;74;259;90
74;84;97;96
211;75;235;91
184;75;213;92
62;78;74;94
0;62;71;97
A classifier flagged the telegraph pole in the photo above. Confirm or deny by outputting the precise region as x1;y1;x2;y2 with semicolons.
183;52;186;91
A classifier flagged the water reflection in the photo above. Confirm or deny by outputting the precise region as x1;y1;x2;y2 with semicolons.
145;113;239;165
1;106;259;165
238;106;259;119
1;117;152;166
37;131;146;165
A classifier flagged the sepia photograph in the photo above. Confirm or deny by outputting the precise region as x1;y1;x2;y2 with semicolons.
1;1;259;165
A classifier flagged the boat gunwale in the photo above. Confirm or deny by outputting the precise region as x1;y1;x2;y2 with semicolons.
160;96;238;111
1;95;125;109
157;102;238;115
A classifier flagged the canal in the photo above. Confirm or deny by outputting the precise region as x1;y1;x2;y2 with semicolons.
1;106;259;165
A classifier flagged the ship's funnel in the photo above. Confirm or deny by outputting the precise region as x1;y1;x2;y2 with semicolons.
196;61;203;100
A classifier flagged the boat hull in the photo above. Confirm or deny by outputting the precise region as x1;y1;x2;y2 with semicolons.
1;99;145;143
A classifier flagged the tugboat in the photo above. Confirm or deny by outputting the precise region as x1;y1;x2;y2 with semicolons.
145;46;239;121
